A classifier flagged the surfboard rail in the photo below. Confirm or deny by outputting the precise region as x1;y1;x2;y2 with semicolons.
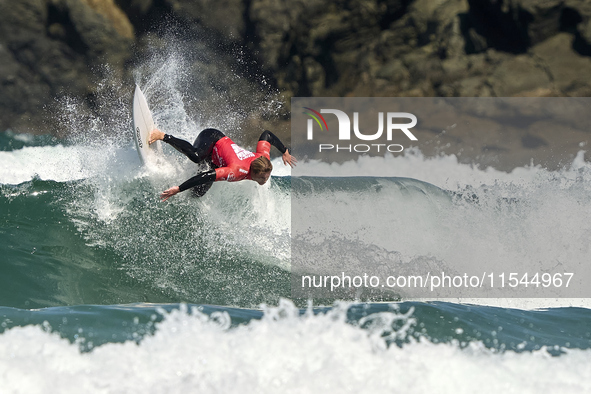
132;84;162;165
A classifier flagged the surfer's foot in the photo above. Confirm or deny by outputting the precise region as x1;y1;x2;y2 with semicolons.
149;129;165;145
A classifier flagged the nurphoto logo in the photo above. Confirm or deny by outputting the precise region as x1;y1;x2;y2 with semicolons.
304;107;418;153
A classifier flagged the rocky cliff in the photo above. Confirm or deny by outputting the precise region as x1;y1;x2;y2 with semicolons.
1;0;591;135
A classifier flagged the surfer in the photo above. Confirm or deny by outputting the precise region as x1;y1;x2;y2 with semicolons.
148;128;296;201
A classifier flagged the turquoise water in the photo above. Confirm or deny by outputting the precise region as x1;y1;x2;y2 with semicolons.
1;175;292;309
2;108;591;390
2;301;591;355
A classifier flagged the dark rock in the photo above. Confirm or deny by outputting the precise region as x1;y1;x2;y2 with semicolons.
2;0;591;135
532;32;591;95
0;0;133;132
487;55;552;97
464;0;563;53
162;0;245;39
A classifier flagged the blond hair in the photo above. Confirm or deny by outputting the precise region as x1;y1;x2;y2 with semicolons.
250;156;273;174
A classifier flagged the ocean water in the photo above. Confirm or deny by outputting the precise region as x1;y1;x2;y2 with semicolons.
2;127;591;392
2;57;591;392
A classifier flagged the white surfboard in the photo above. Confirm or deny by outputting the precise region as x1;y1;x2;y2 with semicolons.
132;84;162;164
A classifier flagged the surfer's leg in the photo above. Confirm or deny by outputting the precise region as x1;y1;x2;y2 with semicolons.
163;128;224;164
192;128;225;160
162;135;202;164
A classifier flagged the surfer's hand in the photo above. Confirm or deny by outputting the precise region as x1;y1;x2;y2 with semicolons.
160;186;180;202
149;129;165;145
282;150;297;167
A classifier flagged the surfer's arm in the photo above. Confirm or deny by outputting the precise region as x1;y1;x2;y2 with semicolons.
160;186;180;202
178;170;217;192
161;169;217;201
257;130;297;167
257;130;287;154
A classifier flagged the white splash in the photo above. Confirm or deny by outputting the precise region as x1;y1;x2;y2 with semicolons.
0;301;589;394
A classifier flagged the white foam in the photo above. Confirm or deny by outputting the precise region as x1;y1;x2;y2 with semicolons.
294;147;548;188
0;143;290;186
0;142;151;186
270;157;292;177
0;145;93;184
292;149;591;300
0;302;589;394
6;142;591;295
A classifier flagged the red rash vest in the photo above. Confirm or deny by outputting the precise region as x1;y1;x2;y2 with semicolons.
211;137;271;182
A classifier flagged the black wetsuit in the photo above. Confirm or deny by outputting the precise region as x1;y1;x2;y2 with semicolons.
163;129;287;197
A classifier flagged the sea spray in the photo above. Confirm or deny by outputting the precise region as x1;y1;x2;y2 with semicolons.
1;301;591;393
